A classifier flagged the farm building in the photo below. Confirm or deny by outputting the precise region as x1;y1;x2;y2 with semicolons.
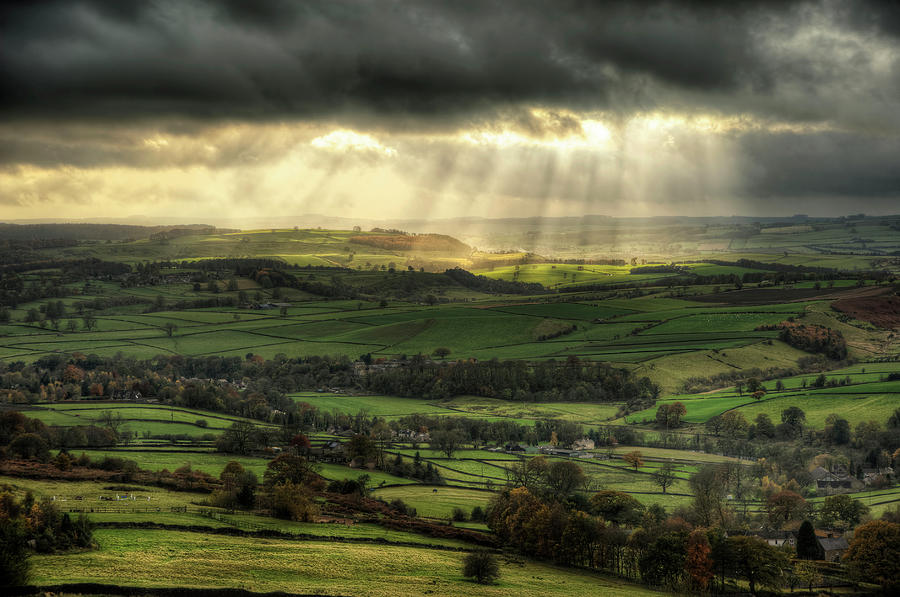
816;472;856;495
816;535;849;562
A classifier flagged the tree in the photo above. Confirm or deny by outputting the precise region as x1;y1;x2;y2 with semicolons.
888;408;900;429
623;450;643;471
0;517;30;586
796;520;818;560
684;530;713;591
8;433;50;461
728;535;789;597
345;433;377;463
819;494;869;530
652;462;677;494
543;460;586;498
264;453;316;488
215;461;258;509
690;465;729;527
217;421;256;455
753;413;775;438
269;481;319;522
81;313;97;331
793;560;822;593
655;403;686;429
824;415;851;445
766;490;807;528
164;322;178;337
462;551;499;584
781;406;806;430
430;428;464;458
746;377;762;393
590;490;644;526
639;532;686;589
432;347;451;359
721;410;748;438
843;520;900;592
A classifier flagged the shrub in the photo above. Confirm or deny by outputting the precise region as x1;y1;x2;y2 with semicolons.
270;482;319;522
462;550;499;584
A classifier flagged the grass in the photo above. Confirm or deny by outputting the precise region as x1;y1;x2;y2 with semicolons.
72;449;271;477
32;528;665;596
732;392;900;428
371;485;494;519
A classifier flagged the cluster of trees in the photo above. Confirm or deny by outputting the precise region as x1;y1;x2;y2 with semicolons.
488;455;898;593
207;454;325;523
0;411;119;461
250;454;323;522
654;402;686;429
443;267;546;294
0;490;95;586
487;485;793;595
756;322;849;360
705;406;900;477
364;357;660;406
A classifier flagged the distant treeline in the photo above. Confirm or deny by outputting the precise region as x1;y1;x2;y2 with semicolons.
630;265;689;275
0;223;221;241
444;267;546;294
0;259;132;308
363;358;659;407
1;354;657;424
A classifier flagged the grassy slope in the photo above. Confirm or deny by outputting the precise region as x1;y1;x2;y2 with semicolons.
32;528;663;597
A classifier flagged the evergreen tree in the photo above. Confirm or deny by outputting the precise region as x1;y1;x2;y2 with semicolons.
796;520;818;560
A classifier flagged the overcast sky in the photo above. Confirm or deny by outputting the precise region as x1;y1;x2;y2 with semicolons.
2;0;899;222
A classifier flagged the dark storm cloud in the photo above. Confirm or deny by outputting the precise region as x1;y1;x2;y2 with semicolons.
738;131;900;198
0;0;834;123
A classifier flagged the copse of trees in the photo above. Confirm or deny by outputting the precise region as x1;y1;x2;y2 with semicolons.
843;519;900;592
756;321;848;360
364;357;660;406
486;475;793;594
0;489;95;587
258;453;323;522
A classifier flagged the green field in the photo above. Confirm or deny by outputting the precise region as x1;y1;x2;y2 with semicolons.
31;528;663;597
371;485;494;519
23;402;270;438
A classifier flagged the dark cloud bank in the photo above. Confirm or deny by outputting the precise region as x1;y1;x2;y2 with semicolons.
1;0;899;205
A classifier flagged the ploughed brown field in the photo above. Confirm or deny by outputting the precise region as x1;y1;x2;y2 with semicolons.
833;291;900;329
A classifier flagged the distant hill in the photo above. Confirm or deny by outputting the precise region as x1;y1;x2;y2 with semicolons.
0;223;235;241
351;232;471;255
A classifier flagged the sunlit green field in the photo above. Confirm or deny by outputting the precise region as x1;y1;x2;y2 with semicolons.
32;528;664;597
